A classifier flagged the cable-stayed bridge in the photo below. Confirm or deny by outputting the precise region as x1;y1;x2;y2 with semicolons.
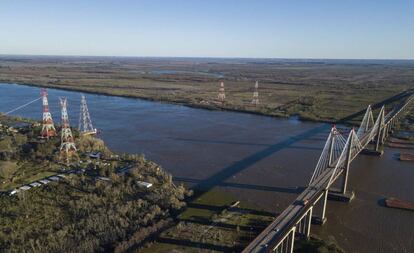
243;93;414;253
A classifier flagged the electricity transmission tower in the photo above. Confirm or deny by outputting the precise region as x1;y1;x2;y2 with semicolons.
59;97;77;164
40;88;56;138
218;81;226;102
252;81;259;105
78;95;96;135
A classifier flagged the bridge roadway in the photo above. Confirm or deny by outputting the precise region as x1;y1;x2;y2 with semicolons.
242;94;414;253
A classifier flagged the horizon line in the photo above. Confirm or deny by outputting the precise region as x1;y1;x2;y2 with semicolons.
0;53;413;62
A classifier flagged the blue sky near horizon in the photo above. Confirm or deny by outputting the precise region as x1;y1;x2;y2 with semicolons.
0;0;413;59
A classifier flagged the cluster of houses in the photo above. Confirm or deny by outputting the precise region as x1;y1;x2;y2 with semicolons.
9;160;154;195
9;173;67;195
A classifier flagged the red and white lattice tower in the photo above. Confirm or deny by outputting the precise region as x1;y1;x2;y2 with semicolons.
40;88;56;138
252;81;259;105
59;97;77;163
218;81;226;102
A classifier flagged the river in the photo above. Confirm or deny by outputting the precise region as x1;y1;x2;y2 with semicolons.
1;83;413;253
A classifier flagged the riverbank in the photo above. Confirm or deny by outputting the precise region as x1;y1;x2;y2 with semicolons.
1;56;414;124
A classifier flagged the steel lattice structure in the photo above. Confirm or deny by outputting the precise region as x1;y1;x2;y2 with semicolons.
59;97;77;164
40;89;56;138
78;95;96;135
218;81;226;102
252;81;259;105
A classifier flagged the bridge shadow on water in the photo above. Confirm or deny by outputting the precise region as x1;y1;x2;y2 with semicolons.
179;89;414;203
170;137;270;147
171;137;323;151
184;124;330;202
175;177;306;194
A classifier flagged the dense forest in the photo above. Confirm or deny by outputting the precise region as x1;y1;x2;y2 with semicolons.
0;162;189;252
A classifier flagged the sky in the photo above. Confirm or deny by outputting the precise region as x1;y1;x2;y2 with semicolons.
0;0;413;59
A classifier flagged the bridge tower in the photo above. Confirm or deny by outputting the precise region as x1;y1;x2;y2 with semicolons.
59;97;77;164
375;106;385;152
251;81;259;105
40;89;56;139
78;95;97;135
328;128;361;202
218;81;226;103
340;128;360;196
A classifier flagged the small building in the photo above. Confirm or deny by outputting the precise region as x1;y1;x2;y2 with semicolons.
39;179;51;185
19;185;31;191
96;176;111;182
30;182;42;187
87;151;102;159
137;181;153;188
57;174;66;179
48;176;60;182
9;189;20;195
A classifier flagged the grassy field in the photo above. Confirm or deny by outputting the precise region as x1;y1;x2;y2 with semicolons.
1;56;413;122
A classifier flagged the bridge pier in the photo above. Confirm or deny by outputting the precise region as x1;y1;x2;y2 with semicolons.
288;228;295;253
305;207;312;238
296;207;313;239
328;188;355;202
312;189;328;225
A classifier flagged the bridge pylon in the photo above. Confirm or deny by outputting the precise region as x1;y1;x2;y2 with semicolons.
309;125;345;185
327;129;361;202
357;104;374;139
375;106;385;152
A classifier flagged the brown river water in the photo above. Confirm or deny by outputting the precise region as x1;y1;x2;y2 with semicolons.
1;83;413;253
